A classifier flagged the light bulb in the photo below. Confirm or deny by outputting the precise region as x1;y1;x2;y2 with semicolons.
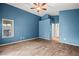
36;7;41;11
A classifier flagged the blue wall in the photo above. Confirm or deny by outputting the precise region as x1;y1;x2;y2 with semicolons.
39;19;51;40
51;16;59;23
0;4;2;40
59;9;79;46
41;14;59;24
39;14;59;40
41;14;51;20
0;4;40;44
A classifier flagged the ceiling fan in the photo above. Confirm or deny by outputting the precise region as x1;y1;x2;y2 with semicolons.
30;3;48;12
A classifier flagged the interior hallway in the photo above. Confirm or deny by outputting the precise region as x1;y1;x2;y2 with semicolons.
0;39;79;56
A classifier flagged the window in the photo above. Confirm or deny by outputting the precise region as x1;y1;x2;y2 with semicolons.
2;19;14;38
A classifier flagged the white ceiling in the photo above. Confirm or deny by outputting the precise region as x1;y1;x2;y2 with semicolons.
7;3;79;16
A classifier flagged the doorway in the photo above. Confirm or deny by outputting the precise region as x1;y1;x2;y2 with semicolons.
52;23;59;42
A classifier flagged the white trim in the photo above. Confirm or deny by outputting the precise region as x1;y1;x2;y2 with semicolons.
38;37;50;40
60;41;79;47
0;37;38;46
2;18;14;38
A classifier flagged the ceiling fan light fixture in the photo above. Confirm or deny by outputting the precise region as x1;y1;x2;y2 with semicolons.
30;3;47;12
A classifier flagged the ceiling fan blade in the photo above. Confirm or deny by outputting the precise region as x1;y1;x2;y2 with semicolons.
33;3;37;6
30;7;35;9
38;3;40;6
42;8;47;10
41;3;46;6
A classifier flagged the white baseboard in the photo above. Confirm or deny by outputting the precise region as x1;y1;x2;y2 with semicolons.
38;37;50;40
0;37;38;46
60;41;79;47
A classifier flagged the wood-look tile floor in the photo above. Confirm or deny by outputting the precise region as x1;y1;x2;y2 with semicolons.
0;39;79;56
